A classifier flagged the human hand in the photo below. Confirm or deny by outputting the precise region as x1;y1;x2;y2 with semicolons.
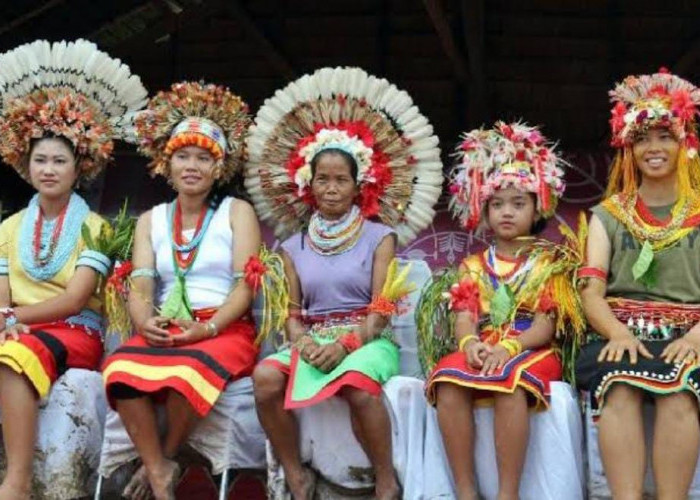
480;344;510;375
597;332;653;364
139;316;174;347
308;342;346;373
0;323;29;345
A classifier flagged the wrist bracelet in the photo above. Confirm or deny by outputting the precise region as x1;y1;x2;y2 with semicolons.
0;307;17;328
206;321;218;338
498;338;523;357
337;331;363;354
457;334;478;352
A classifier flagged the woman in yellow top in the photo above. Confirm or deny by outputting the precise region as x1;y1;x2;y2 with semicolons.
0;39;145;499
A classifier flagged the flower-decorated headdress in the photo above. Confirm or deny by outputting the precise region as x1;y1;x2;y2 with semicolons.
448;121;567;230
0;39;147;182
134;81;250;183
606;68;700;198
244;66;443;245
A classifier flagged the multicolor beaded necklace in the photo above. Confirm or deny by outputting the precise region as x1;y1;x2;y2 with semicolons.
19;193;90;281
307;204;364;255
160;199;215;320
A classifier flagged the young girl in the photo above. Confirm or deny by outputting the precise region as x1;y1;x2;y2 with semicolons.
422;122;581;500
576;69;700;499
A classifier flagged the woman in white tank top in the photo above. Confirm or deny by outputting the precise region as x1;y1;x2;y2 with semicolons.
102;82;260;500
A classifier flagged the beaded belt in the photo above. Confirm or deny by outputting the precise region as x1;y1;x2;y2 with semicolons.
301;307;393;342
588;297;700;342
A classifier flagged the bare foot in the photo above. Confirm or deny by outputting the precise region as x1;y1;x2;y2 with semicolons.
147;459;180;500
287;467;315;500
123;464;151;500
376;475;400;500
0;480;31;500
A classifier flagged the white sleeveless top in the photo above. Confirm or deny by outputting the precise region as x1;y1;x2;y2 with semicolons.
151;196;236;309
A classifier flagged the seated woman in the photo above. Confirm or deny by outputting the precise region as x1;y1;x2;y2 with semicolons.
246;67;443;500
576;69;700;499
423;122;581;500
101;82;260;500
0;39;145;499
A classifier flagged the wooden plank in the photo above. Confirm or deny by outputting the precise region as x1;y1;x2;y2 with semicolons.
0;0;65;37
223;0;296;79
422;0;470;84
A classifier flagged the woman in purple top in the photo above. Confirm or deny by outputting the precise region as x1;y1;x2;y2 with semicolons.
245;66;443;500
253;148;401;499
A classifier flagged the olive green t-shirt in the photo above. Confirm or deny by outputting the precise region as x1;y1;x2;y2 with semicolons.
591;202;700;303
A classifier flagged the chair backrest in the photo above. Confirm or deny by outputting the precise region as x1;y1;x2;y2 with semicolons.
392;258;432;379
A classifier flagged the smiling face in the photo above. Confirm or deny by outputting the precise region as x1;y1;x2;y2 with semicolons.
632;127;680;183
310;151;359;220
28;137;78;199
485;187;538;240
169;145;219;195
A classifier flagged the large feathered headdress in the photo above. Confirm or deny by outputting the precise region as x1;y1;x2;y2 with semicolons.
448;121;567;230
0;39;147;181
244;66;443;245
606;68;700;198
133;81;251;183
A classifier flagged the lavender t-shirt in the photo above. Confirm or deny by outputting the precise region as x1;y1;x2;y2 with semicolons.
281;220;395;316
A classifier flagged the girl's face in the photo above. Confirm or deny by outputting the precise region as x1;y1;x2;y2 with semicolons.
28;138;78;199
486;187;538;240
311;152;359;220
169;145;218;195
632;127;680;182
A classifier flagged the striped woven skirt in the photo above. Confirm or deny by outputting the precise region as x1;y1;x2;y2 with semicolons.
0;322;103;398
103;309;258;417
425;319;562;410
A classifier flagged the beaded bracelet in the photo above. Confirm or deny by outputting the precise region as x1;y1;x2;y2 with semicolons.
498;338;523;357
457;334;478;352
337;331;363;354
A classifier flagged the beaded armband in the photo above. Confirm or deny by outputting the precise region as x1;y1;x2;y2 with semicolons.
131;268;158;279
577;266;607;285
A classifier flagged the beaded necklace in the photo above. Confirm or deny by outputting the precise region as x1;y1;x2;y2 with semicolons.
481;245;535;294
170;199;214;273
307;205;364;255
19;193;90;281
160;199;216;321
33;204;67;268
602;193;700;252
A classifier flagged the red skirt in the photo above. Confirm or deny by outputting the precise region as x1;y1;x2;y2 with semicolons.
0;322;103;398
425;347;562;410
103;310;258;417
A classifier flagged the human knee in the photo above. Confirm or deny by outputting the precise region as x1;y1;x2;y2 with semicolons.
342;387;381;410
252;364;286;402
656;392;699;422
603;384;643;413
436;383;471;413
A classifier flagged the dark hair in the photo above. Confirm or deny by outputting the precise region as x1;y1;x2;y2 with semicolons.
28;135;76;158
310;148;358;182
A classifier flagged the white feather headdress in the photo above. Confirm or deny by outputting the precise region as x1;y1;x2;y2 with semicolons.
244;66;443;246
0;39;147;181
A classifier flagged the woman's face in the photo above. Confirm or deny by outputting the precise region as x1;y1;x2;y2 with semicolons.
28;138;78;198
311;152;359;219
632;127;680;182
169;145;218;195
485;187;538;240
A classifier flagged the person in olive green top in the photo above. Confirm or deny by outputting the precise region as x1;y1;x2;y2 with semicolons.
576;69;700;499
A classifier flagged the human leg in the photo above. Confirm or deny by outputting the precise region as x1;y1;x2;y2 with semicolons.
492;388;529;500
435;382;478;500
253;363;313;499
341;386;399;500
